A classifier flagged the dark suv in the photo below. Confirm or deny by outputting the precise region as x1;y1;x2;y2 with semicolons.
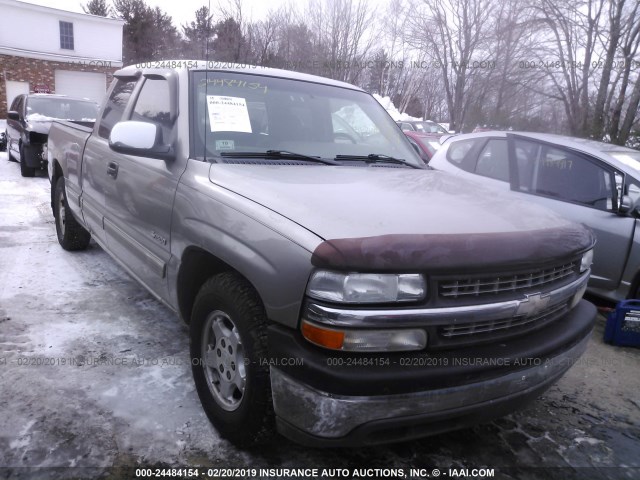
6;94;98;177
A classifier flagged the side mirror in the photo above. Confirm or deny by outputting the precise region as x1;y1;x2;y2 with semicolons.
109;121;173;160
7;111;19;121
619;195;634;214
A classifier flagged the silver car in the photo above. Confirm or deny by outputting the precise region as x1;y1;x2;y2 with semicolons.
430;132;640;301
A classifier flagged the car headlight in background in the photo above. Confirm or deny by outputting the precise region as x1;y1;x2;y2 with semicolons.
306;271;426;304
580;249;594;273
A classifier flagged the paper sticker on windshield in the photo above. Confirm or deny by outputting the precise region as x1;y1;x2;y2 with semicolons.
216;139;235;150
207;95;252;133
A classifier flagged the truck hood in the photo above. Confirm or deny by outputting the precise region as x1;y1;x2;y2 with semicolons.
208;165;594;270
25;120;52;135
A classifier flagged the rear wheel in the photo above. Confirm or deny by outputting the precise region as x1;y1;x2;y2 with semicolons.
190;272;275;447
19;145;35;177
54;176;91;251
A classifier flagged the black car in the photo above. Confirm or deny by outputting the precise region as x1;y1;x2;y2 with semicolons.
6;94;98;177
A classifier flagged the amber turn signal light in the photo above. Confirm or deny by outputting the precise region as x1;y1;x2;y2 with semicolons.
301;320;345;350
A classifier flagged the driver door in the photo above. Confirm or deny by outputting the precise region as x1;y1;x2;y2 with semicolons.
506;134;635;291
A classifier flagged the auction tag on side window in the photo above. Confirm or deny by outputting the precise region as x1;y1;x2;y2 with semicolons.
215;139;235;150
207;95;252;133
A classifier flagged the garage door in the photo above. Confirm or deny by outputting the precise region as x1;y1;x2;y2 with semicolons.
5;80;29;109
54;70;106;103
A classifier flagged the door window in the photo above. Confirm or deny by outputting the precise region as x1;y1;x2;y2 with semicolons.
15;96;24;116
513;138;614;211
131;78;173;142
446;138;479;172
475;139;509;182
10;96;20;112
98;79;137;139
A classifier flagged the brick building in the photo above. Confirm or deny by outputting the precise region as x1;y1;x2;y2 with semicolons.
0;0;124;117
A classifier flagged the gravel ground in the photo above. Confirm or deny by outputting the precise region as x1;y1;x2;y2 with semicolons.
0;152;639;480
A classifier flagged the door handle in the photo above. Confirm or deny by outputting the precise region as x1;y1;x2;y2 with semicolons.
107;161;119;179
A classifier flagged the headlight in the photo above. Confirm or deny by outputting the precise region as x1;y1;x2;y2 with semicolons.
307;271;426;303
580;249;593;273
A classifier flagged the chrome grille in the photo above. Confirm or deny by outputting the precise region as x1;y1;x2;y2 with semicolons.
439;261;578;299
439;301;570;338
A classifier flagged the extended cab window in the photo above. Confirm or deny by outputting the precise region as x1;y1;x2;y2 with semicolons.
131;78;173;141
514;139;614;211
98;79;137;139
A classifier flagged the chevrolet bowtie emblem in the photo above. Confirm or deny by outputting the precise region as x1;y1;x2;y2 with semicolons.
516;292;551;317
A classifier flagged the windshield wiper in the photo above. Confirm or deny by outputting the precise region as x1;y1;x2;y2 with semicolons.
334;154;421;169
220;150;339;165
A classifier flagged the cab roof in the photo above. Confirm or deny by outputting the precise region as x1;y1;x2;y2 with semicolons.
114;60;364;92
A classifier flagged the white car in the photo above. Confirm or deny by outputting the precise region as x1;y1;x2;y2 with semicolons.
430;131;640;302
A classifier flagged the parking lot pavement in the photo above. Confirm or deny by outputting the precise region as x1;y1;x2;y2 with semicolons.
1;153;640;480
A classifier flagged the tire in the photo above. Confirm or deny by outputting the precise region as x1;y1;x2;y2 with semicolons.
19;145;35;177
190;272;275;447
54;176;91;251
7;139;17;162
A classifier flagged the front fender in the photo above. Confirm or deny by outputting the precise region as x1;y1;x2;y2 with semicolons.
169;168;323;329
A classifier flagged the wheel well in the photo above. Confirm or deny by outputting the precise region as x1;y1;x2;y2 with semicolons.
50;160;63;212
177;247;237;324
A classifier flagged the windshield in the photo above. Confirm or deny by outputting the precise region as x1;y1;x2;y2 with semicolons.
412;121;448;134
610;151;640;165
191;71;422;166
26;97;98;122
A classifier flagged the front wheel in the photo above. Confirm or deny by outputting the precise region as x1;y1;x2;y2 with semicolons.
190;272;274;447
19;145;36;177
54;176;91;251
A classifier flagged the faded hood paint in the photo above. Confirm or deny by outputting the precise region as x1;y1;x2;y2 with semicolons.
208;165;594;270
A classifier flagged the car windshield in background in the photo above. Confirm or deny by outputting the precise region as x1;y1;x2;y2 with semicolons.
26;97;98;122
608;151;640;173
191;71;422;166
412;121;448;134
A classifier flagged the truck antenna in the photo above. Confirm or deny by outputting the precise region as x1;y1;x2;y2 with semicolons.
204;0;212;163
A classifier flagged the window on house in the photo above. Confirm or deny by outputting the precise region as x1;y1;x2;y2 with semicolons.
60;21;74;50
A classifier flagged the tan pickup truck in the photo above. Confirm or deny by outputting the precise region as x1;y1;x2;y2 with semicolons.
47;61;596;447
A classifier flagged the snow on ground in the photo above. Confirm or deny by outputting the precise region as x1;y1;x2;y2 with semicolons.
1;151;640;479
0;152;234;473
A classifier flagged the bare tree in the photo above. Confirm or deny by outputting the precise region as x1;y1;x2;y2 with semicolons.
408;0;495;131
305;0;375;83
606;1;640;144
528;0;606;136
